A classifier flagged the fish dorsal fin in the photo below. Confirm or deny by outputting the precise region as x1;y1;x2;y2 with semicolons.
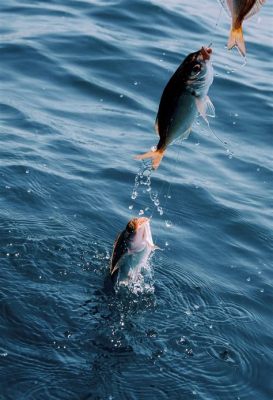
217;0;233;17
155;117;159;136
245;0;266;20
195;96;215;122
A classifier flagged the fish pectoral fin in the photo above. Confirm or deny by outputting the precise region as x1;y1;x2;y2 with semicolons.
205;96;215;118
228;26;246;57
196;97;207;122
195;96;215;122
152;244;162;251
134;149;165;170
110;264;119;276
245;0;266;20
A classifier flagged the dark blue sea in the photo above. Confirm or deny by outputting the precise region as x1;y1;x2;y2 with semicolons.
1;1;272;399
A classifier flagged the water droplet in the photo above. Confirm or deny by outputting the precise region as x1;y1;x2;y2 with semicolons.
131;191;138;200
165;220;172;228
128;205;133;210
139;209;144;215
119;94;124;98
157;207;163;216
165;241;169;247
27;189;32;193
134;81;138;86
246;277;251;282
25;169;30;174
260;288;264;293
256;167;260;172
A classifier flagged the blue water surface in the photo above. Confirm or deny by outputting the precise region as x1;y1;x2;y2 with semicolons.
0;1;273;399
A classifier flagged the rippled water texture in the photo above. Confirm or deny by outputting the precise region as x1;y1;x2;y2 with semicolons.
0;0;273;399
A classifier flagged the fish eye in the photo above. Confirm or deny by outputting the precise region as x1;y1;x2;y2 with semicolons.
126;222;135;234
192;64;201;74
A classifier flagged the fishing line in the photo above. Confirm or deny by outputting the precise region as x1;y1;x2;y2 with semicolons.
149;176;167;220
129;161;151;216
152;145;182;245
205;118;234;157
207;6;223;48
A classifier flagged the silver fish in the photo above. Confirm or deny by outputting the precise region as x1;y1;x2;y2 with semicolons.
110;217;155;286
135;47;214;170
218;0;266;56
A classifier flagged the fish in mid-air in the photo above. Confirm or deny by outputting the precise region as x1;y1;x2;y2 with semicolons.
110;217;155;286
218;0;266;56
135;47;214;170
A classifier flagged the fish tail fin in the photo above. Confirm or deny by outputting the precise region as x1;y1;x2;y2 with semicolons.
228;25;246;56
135;149;164;170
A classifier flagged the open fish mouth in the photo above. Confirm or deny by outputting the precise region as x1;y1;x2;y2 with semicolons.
135;217;150;230
200;47;212;61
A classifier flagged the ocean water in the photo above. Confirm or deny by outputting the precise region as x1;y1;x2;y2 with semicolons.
0;0;272;399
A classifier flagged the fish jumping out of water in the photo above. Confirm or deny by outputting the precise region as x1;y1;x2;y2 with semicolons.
110;217;155;286
218;0;266;56
135;47;214;170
